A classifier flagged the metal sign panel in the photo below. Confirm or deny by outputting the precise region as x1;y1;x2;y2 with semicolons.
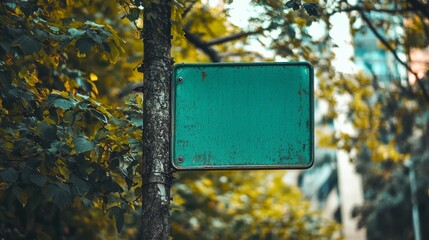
171;62;314;170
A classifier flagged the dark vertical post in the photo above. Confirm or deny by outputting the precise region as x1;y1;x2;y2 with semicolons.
141;1;172;239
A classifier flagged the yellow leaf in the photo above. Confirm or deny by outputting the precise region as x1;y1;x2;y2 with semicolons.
64;81;71;91
43;116;55;124
77;52;87;58
202;178;213;187
90;73;98;81
69;20;84;28
5;142;14;149
50;54;60;67
66;0;73;6
107;42;120;63
27;70;39;86
51;90;69;98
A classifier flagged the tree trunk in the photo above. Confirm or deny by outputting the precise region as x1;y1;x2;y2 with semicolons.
141;1;172;239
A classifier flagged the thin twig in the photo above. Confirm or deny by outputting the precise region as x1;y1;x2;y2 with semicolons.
182;0;197;19
359;10;429;101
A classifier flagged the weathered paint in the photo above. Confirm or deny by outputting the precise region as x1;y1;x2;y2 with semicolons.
171;62;314;170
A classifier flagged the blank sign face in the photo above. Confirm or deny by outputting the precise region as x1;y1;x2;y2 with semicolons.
171;62;314;170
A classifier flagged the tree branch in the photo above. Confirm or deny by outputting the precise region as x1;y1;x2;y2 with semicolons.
183;28;221;62
183;27;268;62
220;51;267;61
182;0;197;19
328;6;415;16
358;10;429;101
205;28;265;46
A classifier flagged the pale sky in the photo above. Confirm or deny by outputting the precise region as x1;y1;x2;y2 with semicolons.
208;0;358;74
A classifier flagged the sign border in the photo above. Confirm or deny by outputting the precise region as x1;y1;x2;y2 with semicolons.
171;62;314;170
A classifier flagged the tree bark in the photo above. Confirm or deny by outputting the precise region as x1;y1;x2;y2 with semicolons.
141;1;173;239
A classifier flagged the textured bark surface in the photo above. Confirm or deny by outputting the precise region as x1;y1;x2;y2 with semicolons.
141;1;172;239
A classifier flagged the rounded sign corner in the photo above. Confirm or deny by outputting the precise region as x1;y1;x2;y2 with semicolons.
171;160;184;171
300;62;314;73
300;158;315;169
173;63;187;71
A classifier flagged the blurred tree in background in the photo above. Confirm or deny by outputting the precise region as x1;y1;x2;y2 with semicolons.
0;0;341;239
314;1;429;239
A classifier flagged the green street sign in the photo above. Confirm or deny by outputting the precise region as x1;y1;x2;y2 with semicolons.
171;62;314;170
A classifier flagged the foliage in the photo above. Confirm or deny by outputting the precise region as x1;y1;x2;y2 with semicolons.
0;0;143;238
313;0;429;239
172;171;341;240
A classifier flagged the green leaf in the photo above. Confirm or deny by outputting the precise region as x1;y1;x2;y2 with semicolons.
126;8;141;22
73;137;95;154
0;168;19;183
6;86;35;102
88;109;108;124
303;3;320;17
285;0;301;10
107;206;124;232
131;116;143;127
94;127;109;141
110;117;127;127
75;77;91;93
0;41;11;55
48;26;60;32
12;34;42;55
49;141;68;155
101;177;123;193
5;3;16;10
75;37;95;54
29;174;47;187
36;122;58;141
26;193;43;212
64;111;74;123
127;137;142;149
0;71;12;90
35;29;49;38
108;206;120;217
68;28;86;38
115;209;124;233
44;183;71;209
82;197;93;207
85;21;105;28
87;29;105;45
70;174;90;196
53;98;75;110
11;186;23;203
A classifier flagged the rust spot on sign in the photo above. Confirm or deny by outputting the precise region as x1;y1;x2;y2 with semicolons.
202;71;207;80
